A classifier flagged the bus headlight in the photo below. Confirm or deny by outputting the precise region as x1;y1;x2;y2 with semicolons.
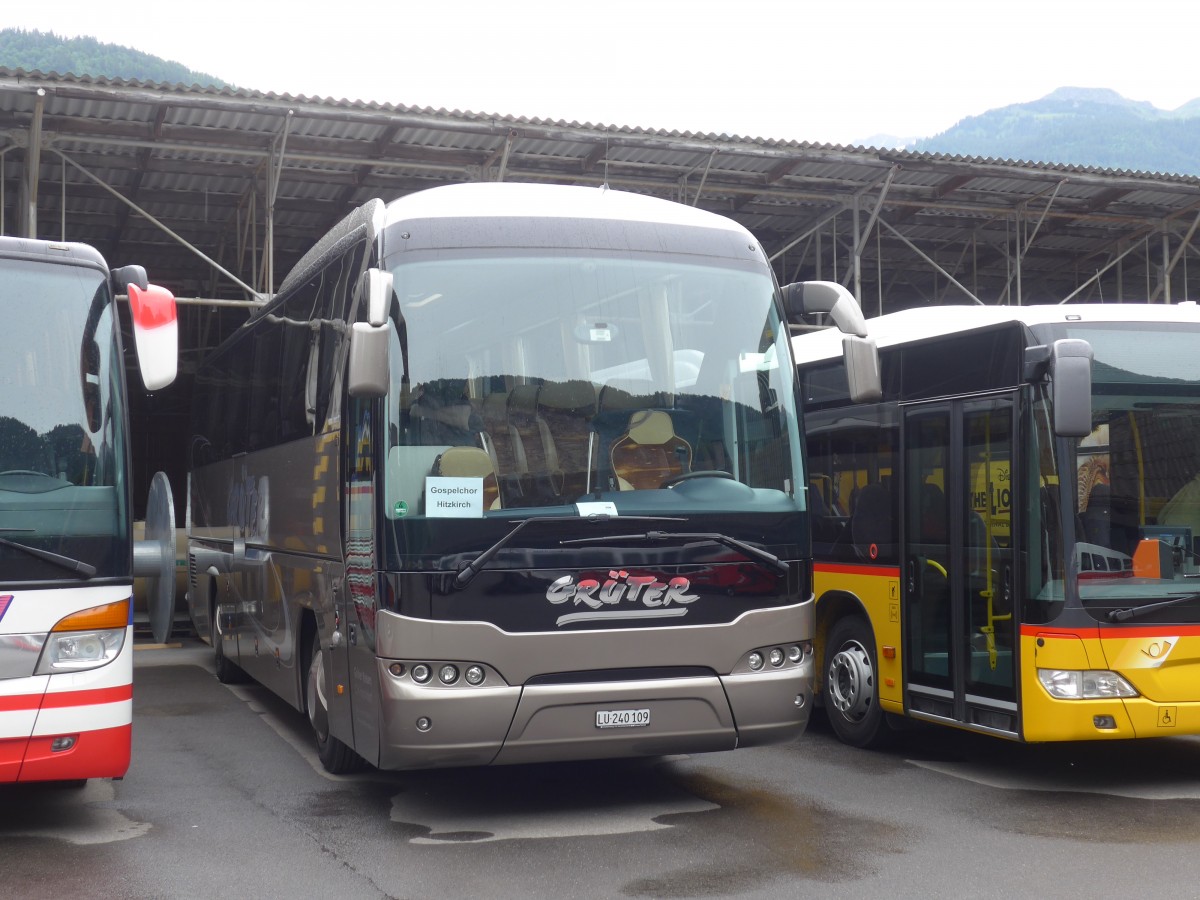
36;629;125;674
35;600;129;674
1037;669;1138;699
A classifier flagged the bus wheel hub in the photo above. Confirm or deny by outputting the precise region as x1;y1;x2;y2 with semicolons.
828;641;874;721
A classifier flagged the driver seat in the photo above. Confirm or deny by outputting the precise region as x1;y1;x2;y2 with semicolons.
609;410;692;490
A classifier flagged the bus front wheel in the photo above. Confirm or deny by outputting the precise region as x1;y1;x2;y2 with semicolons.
306;633;360;774
823;616;890;748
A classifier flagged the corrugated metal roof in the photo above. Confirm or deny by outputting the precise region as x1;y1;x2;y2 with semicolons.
5;66;1200;347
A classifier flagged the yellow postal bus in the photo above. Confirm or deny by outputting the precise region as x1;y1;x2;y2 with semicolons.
793;303;1200;746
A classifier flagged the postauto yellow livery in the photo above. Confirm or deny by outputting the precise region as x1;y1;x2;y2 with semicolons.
794;302;1200;746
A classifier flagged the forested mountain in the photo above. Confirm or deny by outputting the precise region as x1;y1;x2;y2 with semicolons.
910;87;1200;176
0;28;227;88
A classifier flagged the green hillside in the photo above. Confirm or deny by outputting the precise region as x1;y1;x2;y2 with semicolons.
0;28;228;88
911;87;1200;176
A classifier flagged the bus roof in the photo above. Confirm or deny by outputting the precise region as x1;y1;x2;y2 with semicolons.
0;235;107;270
792;301;1200;366
382;182;755;238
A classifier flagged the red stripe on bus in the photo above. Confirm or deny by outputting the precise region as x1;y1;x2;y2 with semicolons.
41;685;133;708
814;563;902;578
0;684;132;713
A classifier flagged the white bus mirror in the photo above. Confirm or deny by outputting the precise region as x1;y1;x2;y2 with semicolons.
843;334;882;403
1050;338;1093;437
362;268;393;327
127;282;178;390
781;280;869;338
348;322;390;398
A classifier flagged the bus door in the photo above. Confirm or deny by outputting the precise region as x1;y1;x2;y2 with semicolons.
902;394;1018;735
342;397;383;762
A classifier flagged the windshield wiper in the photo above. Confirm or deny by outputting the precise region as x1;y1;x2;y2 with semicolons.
561;530;790;575
0;530;96;579
453;515;684;589
1107;592;1200;623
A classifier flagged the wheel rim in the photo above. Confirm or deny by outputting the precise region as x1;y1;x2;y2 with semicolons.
827;639;875;723
307;644;330;742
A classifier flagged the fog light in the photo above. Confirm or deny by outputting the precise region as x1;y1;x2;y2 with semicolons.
794;694;806;708
411;664;432;684
1094;715;1117;729
389;662;406;677
748;651;764;671
51;735;77;752
465;665;485;685
415;717;432;732
787;645;802;663
439;664;459;685
769;648;785;667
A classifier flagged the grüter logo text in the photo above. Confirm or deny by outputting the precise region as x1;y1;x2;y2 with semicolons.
546;570;699;626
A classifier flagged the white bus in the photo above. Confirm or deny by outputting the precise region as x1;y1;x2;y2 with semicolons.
0;236;177;783
187;183;875;772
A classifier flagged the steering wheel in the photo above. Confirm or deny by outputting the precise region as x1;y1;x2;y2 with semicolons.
662;470;736;488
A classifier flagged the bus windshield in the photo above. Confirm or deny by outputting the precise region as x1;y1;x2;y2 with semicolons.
0;260;129;583
379;251;802;525
1047;322;1200;623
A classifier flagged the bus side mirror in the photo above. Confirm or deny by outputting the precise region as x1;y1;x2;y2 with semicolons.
348;323;390;398
1050;338;1092;437
111;264;149;293
782;281;881;403
843;334;883;403
127;283;178;391
781;280;869;337
348;268;394;398
363;267;392;327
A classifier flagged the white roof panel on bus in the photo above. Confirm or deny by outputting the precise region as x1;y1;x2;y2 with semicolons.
383;182;754;238
792;301;1200;366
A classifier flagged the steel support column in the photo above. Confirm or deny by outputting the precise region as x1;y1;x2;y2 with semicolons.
265;109;294;298
1149;209;1200;303
20;88;45;238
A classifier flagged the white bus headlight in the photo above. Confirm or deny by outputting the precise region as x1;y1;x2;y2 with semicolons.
1037;668;1138;699
35;601;129;674
37;629;125;673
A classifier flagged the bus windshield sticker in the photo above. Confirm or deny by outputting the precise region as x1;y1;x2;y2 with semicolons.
575;501;619;518
425;477;484;518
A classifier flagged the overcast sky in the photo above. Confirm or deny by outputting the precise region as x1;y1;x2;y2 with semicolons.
7;1;1197;145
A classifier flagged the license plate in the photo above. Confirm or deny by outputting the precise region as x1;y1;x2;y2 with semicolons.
595;708;650;729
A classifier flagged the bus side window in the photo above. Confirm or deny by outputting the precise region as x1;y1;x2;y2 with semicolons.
849;482;895;563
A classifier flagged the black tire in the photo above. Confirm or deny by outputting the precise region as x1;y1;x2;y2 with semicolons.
212;603;248;685
306;632;361;774
822;615;891;749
